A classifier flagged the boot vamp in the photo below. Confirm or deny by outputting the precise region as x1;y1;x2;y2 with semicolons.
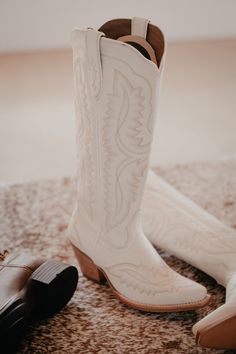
0;253;44;310
95;231;207;306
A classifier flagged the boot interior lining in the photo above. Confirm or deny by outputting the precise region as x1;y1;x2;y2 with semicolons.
98;18;164;67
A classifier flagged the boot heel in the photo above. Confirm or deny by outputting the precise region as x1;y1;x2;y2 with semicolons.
71;244;106;284
30;260;71;284
26;260;78;320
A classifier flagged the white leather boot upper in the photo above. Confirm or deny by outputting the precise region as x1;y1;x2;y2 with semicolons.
68;18;207;308
143;170;236;325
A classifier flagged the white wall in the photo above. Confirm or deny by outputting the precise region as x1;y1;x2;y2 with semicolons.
1;0;236;53
1;39;236;182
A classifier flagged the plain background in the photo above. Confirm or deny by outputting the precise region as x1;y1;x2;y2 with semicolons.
0;0;236;182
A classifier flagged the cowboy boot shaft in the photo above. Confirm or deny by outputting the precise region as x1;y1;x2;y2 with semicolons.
144;170;236;290
70;20;163;261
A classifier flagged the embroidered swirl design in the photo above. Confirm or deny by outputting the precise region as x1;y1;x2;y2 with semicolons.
74;54;95;222
106;262;193;296
102;69;153;241
143;185;236;256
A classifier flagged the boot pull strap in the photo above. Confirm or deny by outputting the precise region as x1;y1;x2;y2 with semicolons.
131;17;150;39
85;28;104;97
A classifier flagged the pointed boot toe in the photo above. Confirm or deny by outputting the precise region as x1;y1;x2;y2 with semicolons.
168;273;210;309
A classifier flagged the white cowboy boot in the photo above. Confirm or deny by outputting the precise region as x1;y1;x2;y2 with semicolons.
143;170;236;348
67;17;210;312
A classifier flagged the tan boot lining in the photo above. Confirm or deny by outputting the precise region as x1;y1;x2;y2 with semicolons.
99;18;165;67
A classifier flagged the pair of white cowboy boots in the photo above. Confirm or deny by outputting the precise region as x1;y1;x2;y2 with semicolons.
67;17;236;349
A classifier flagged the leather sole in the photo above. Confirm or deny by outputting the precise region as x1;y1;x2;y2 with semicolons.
0;260;78;353
196;314;236;349
72;243;211;312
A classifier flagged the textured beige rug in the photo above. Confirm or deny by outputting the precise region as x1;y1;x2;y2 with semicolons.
1;159;236;354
